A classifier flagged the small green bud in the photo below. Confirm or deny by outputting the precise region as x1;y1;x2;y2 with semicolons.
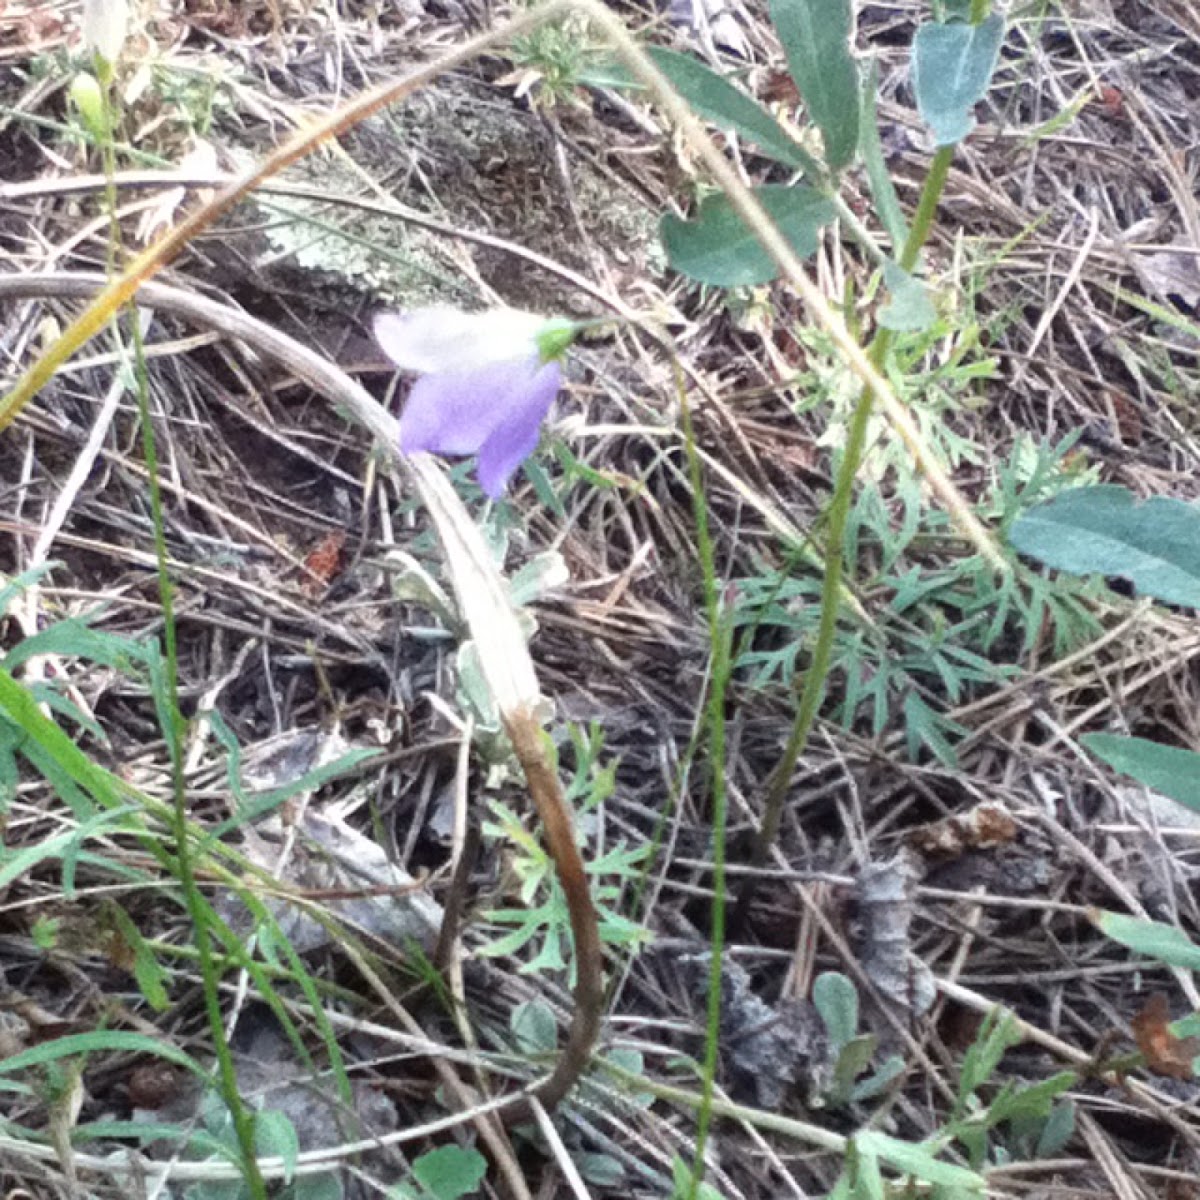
69;72;107;141
535;317;579;363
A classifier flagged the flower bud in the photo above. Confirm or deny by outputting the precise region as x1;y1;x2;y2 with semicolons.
69;71;107;141
82;0;129;76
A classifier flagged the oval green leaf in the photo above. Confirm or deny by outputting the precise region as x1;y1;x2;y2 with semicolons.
1083;733;1200;813
769;0;860;170
662;184;836;286
1093;910;1200;972
412;1145;488;1200
911;15;1005;146
1010;484;1200;607
878;262;936;332
813;971;859;1050
255;1110;300;1184
647;48;817;172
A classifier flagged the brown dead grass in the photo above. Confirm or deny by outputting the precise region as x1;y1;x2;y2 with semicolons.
2;0;1200;1196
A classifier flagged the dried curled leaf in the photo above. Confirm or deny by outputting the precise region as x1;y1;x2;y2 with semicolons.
1131;993;1200;1081
908;802;1018;859
856;853;935;1022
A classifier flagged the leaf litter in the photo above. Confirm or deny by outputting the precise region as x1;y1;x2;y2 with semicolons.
3;0;1200;1196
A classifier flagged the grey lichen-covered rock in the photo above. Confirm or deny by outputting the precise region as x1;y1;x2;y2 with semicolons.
225;74;657;318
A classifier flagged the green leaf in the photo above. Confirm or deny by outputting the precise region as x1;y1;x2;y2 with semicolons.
580;50;818;173
31;914;61;951
0;1031;206;1080
0;719;19;812
1083;734;1200;814
604;1046;655;1108
855;1146;886;1200
294;1174;343;1200
0;830;78;892
826;1173;853;1200
988;1072;1075;1124
0;803;141;899
411;1145;488;1200
0;667;127;816
769;0;860;169
0;562;56;618
1;617;143;674
508;551;568;608
813;971;859;1050
911;15;1005;146
510;999;558;1055
106;901;172;1012
851;1054;905;1103
903;692;963;767
671;1155;726;1200
1093;910;1200;971
210;740;378;838
456;641;499;729
828;1034;878;1106
73;1118;194;1147
646;48;817;172
28;683;109;743
255;1109;299;1183
959;1010;1020;1103
575;1152;625;1187
856;1132;984;1190
662;184;836;286
878;262;936;331
200;1086;235;1139
1010;485;1200;607
1035;1100;1076;1158
858;57;909;252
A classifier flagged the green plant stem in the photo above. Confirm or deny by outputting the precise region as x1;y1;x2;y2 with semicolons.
598;1058;847;1153
677;373;735;1200
145;938;361;1002
92;62;120;276
98;71;264;1195
130;332;265;1198
744;143;956;894
576;0;1003;571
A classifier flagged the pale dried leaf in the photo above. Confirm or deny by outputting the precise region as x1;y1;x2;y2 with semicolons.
856;853;935;1023
1130;243;1200;309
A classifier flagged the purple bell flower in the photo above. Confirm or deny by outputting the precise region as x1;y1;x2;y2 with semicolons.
374;307;568;499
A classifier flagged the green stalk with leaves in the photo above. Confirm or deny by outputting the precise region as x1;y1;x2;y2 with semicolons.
748;142;957;879
74;43;270;1196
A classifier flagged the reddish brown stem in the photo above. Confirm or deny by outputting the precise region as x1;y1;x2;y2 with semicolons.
503;708;604;1113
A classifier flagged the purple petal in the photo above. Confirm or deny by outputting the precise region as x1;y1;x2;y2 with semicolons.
399;357;540;457
475;361;561;499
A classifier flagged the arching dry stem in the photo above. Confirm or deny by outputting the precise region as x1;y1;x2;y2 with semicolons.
0;273;602;1115
504;707;604;1113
